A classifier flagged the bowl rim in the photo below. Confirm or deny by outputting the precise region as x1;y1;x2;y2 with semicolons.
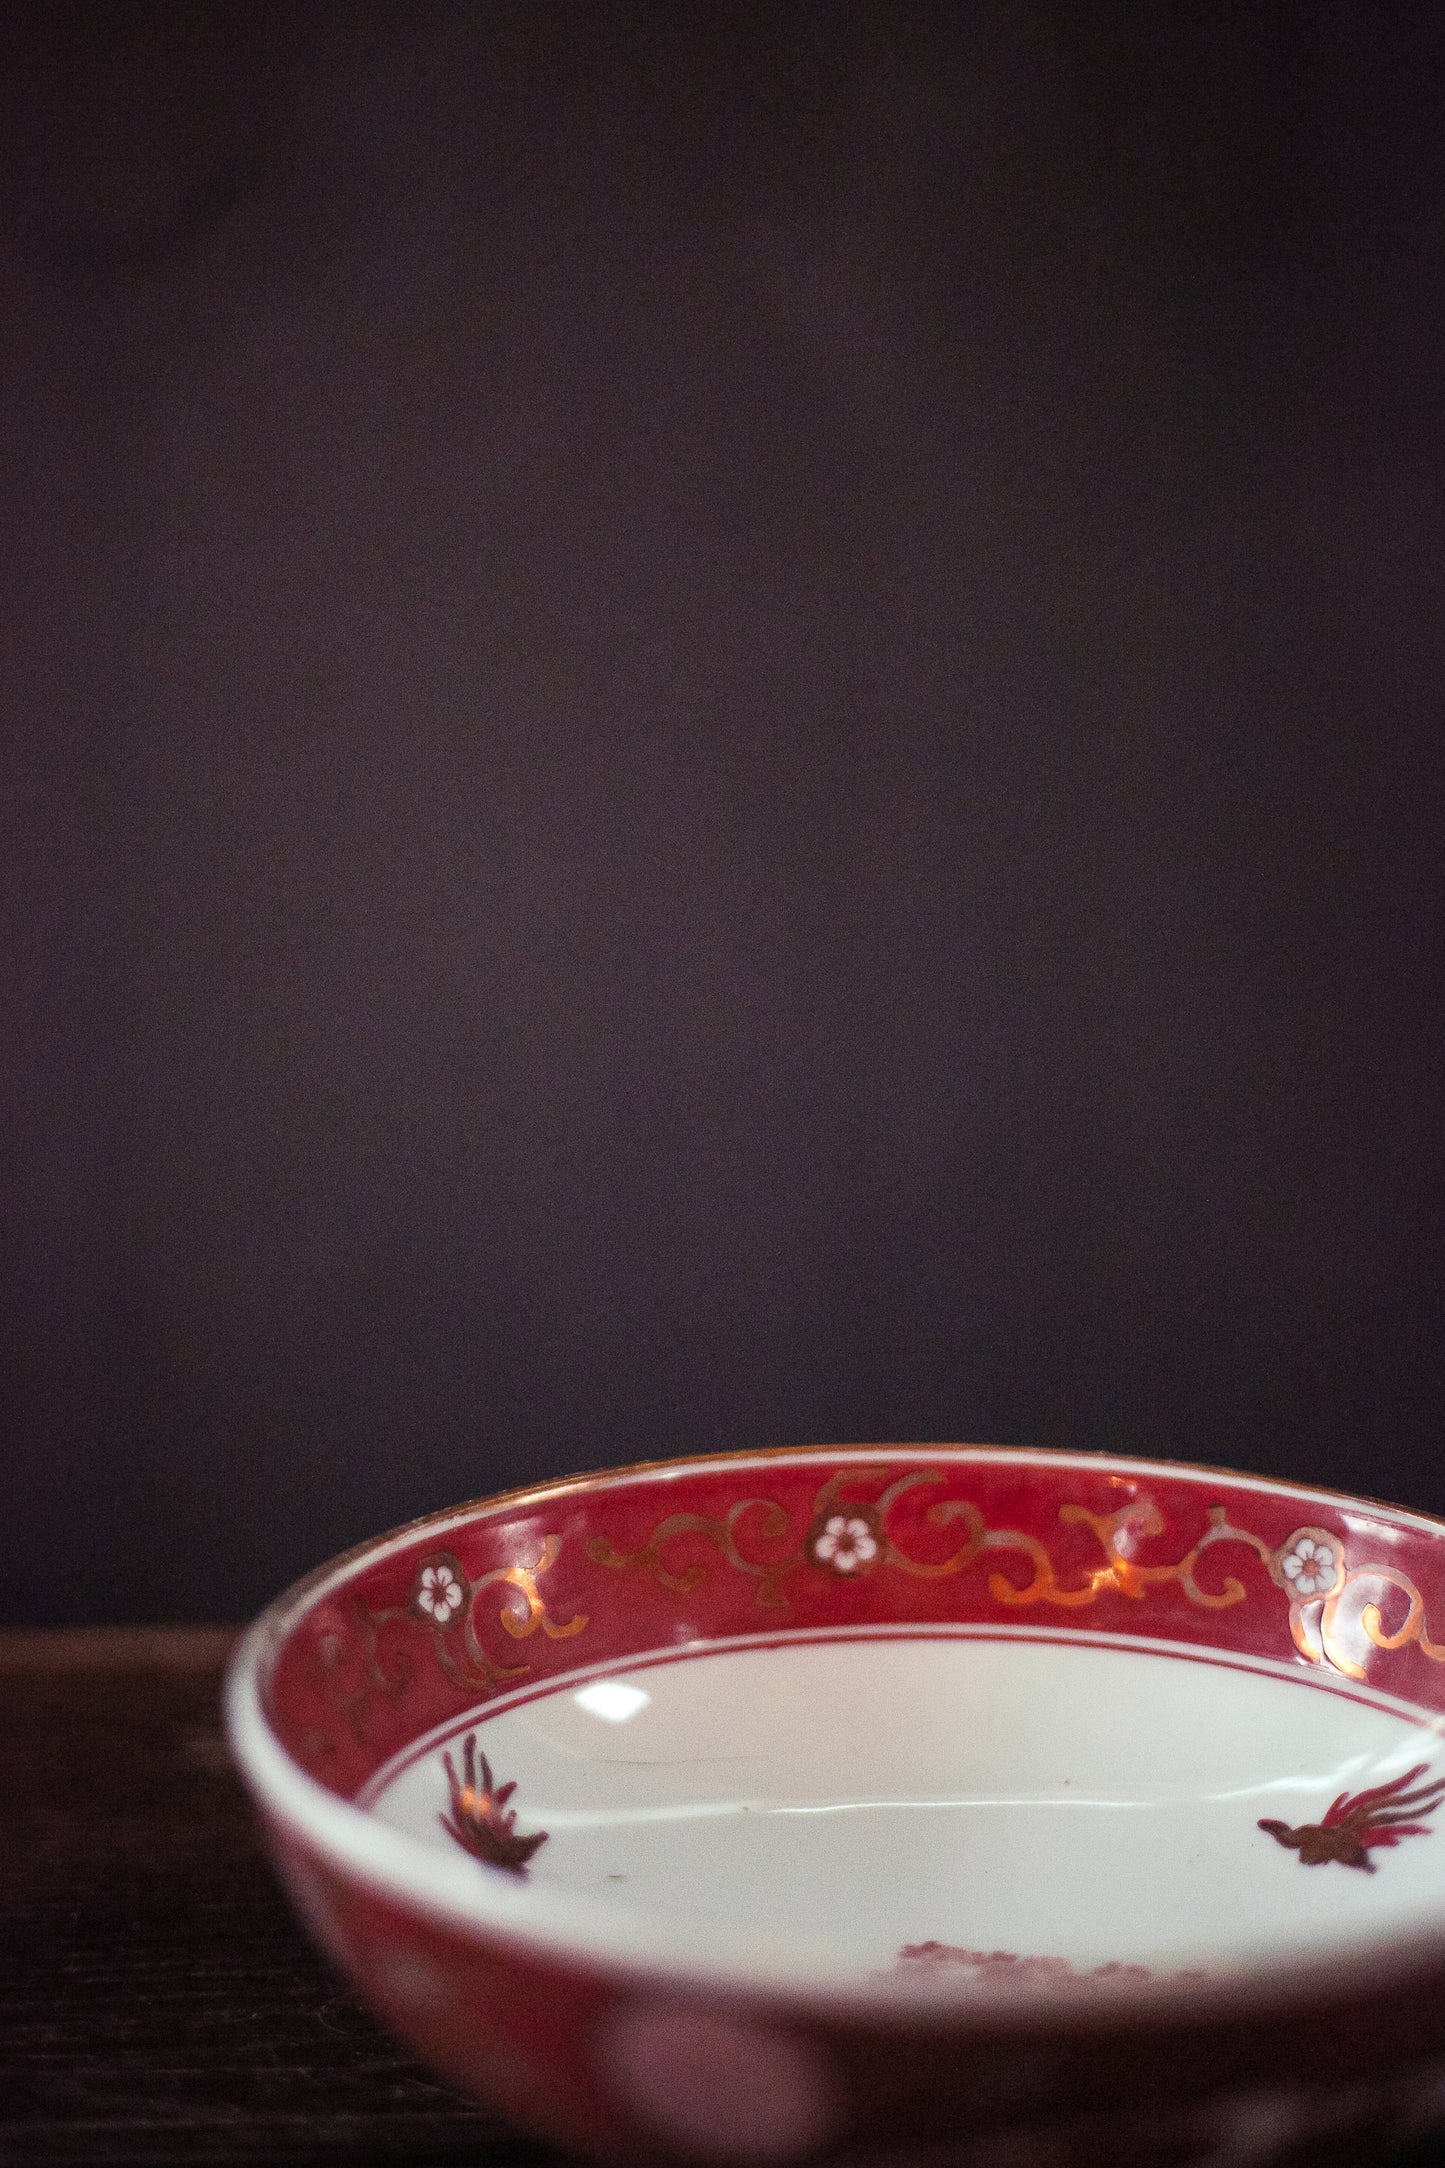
224;1441;1445;2027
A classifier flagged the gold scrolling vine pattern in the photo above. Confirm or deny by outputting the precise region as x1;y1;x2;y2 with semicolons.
313;1536;586;1744
587;1467;1445;1686
306;1472;1445;1751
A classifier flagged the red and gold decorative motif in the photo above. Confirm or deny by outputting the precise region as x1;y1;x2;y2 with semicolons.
440;1733;549;1875
1305;1560;1445;1682
1259;1764;1445;1872
288;1454;1445;1785
589;1467;1445;1689
314;1535;586;1741
587;1467;1276;1611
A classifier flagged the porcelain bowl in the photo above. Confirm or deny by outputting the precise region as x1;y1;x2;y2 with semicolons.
225;1445;1445;2166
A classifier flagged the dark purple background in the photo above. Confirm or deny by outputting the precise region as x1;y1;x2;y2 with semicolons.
3;4;1443;1625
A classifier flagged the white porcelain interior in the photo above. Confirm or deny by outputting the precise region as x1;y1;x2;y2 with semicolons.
361;1629;1445;1989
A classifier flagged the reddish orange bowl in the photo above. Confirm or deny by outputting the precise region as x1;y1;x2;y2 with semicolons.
225;1445;1445;2165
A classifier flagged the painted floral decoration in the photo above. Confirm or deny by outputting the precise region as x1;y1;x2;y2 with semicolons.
440;1733;548;1875
415;1561;465;1624
1259;1763;1445;1872
811;1512;879;1575
1278;1536;1341;1600
892;1942;1204;1988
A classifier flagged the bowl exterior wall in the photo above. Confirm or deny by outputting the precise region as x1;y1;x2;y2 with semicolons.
260;1811;1445;2168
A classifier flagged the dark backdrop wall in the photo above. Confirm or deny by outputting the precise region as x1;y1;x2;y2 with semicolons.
3;3;1443;1626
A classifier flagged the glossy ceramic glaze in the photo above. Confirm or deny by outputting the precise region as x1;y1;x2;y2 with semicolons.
365;1637;1445;1979
226;1446;1445;2166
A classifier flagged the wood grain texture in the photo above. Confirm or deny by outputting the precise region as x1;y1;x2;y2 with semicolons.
0;1629;571;2166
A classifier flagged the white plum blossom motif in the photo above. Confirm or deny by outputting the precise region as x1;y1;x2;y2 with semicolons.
1279;1535;1341;1600
811;1514;879;1575
416;1561;465;1623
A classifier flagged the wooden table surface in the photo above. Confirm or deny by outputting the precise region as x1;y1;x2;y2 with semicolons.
0;1628;568;2168
6;1628;1445;2168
